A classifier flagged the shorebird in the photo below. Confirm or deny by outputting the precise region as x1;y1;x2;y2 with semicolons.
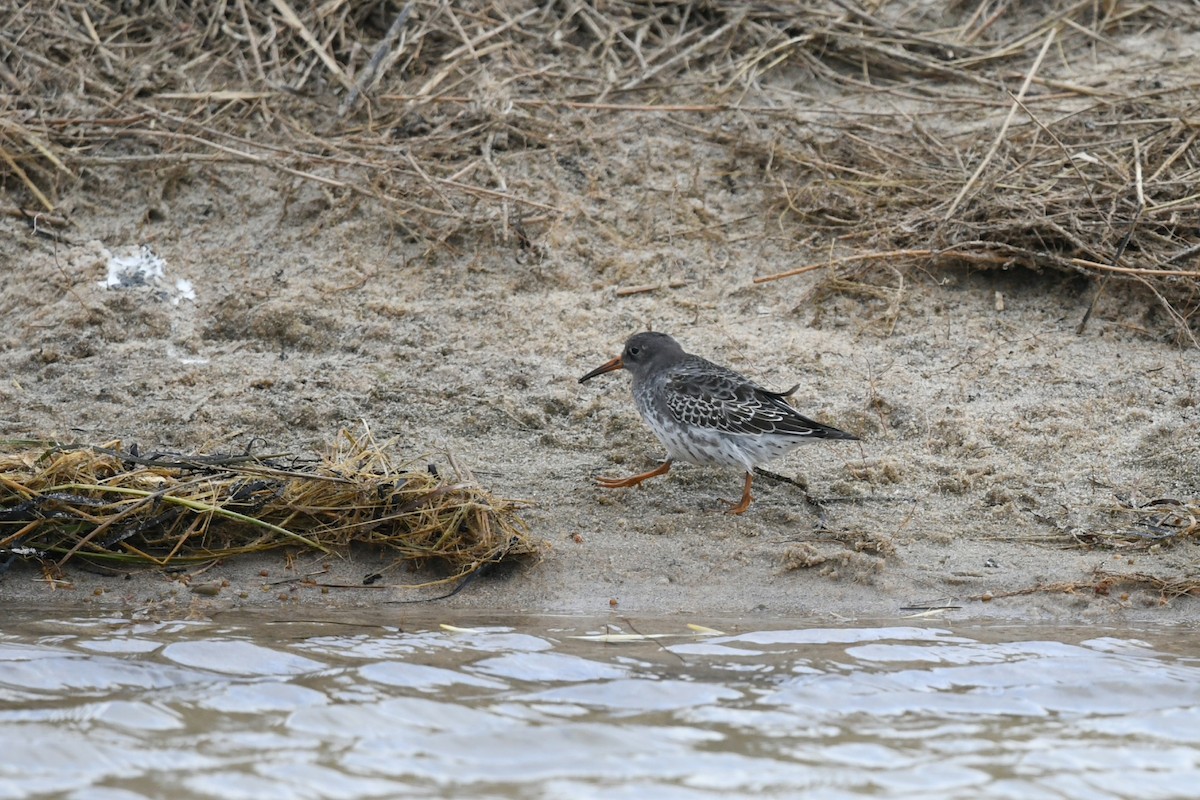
579;331;857;514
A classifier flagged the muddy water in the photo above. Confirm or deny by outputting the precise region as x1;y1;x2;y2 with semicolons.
1;611;1198;799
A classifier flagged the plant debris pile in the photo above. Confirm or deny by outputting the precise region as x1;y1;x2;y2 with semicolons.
0;431;537;579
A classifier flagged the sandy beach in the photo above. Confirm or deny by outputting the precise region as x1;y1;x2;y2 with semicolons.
2;1;1197;622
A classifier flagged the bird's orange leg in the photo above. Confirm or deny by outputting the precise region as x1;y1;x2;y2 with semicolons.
596;460;672;489
723;472;754;515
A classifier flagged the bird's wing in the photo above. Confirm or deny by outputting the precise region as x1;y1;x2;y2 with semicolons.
664;360;851;439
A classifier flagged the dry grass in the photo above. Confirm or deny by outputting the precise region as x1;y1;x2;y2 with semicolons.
0;429;538;582
2;1;1198;338
974;564;1200;604
1075;493;1200;549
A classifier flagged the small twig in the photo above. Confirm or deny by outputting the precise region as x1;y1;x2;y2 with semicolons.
1067;258;1200;279
754;248;1014;284
440;7;538;63
379;95;728;113
754;247;1200;286
383;564;503;601
1078;138;1146;335
619;15;743;92
481;131;510;240
339;2;413;116
943;27;1057;220
236;0;267;84
1146;130;1199;184
1127;271;1200;350
614;280;688;297
1164;242;1200;266
268;0;355;92
1009;93;1099;211
20;209;71;244
0;144;54;212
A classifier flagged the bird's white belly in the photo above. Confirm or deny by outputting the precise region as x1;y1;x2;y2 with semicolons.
643;408;805;471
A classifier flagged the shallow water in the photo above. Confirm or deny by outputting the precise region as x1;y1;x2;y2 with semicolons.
1;611;1198;800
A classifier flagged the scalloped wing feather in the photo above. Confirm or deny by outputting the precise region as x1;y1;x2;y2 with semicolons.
664;360;853;440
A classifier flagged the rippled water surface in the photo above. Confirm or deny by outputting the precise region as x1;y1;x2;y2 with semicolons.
2;610;1199;799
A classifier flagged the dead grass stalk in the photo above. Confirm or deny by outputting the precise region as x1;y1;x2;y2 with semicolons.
0;430;539;582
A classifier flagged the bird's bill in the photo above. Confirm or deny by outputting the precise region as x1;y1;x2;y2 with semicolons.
578;356;623;383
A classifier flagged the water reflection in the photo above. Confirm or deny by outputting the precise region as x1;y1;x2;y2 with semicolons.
1;612;1198;799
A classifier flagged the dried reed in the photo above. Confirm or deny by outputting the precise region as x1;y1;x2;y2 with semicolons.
2;1;1197;337
0;430;538;579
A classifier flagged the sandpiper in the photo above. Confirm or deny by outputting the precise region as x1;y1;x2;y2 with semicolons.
579;331;857;514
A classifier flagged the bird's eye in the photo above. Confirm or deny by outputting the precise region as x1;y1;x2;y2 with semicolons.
628;346;640;357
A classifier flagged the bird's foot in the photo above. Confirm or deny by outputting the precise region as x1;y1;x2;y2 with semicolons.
719;473;755;515
595;461;671;490
596;474;647;489
719;495;753;515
